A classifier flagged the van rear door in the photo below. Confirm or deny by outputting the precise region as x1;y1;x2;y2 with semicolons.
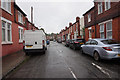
24;31;44;49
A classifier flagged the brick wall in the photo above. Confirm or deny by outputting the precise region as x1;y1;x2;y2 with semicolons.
2;23;26;56
0;0;2;57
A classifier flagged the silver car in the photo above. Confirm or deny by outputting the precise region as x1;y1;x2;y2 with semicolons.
81;39;120;61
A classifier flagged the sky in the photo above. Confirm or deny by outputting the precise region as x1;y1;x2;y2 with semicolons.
16;0;94;34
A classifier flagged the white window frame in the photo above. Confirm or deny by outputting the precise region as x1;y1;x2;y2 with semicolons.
1;0;12;15
100;24;105;38
1;17;12;44
105;0;111;11
18;11;23;24
18;26;24;43
88;27;92;39
88;14;91;22
98;2;103;14
106;21;112;39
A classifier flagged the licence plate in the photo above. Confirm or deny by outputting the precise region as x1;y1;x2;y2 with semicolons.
118;54;120;56
80;43;84;44
26;46;32;48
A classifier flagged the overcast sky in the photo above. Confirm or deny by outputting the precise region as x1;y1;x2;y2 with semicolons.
16;0;94;33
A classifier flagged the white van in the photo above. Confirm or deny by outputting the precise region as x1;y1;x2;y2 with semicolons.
23;30;47;55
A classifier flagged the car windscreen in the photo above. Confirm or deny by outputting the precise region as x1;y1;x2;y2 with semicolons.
101;40;119;44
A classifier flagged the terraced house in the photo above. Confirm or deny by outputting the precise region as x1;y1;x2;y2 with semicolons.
58;17;84;42
0;1;38;57
83;0;120;42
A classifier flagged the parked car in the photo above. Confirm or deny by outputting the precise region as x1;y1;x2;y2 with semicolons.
69;39;85;50
81;39;120;61
23;30;47;55
65;39;72;47
57;39;62;43
46;40;50;45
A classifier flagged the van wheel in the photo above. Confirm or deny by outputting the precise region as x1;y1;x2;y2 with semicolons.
43;50;46;54
25;52;30;56
45;47;47;50
93;51;100;61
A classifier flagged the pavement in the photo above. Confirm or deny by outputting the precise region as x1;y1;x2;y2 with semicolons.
2;50;29;78
4;41;120;79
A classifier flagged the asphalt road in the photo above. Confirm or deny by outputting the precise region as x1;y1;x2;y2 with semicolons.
6;41;120;79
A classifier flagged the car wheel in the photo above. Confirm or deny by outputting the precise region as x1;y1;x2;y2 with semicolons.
81;48;84;54
73;47;76;50
93;51;100;61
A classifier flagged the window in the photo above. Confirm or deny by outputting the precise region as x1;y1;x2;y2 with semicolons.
85;40;91;45
1;0;11;13
7;23;11;41
88;14;91;22
106;21;112;39
91;40;98;45
1;17;12;44
88;27;92;39
100;24;104;38
18;26;24;42
98;2;103;14
105;0;111;11
101;40;118;44
18;11;23;24
2;21;6;41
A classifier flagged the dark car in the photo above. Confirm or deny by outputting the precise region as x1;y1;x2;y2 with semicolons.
65;39;72;47
69;39;85;50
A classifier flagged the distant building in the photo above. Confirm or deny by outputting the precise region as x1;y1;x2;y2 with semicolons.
58;17;85;42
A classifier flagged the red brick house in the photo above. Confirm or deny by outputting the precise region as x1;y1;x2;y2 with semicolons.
1;1;38;57
0;2;2;57
83;1;120;42
58;17;83;42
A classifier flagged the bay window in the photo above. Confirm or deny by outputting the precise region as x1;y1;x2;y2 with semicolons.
1;17;12;44
100;24;104;38
106;21;112;39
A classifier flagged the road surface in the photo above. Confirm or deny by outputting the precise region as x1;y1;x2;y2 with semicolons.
6;41;120;79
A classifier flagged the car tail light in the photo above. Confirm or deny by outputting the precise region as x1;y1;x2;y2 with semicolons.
74;41;79;44
42;40;45;46
103;47;112;51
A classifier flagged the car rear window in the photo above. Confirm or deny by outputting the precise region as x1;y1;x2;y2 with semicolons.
76;39;85;42
101;40;119;44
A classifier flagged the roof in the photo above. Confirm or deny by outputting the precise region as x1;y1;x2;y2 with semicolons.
83;6;95;16
14;2;27;16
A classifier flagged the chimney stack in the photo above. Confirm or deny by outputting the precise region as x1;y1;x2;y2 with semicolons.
31;6;33;23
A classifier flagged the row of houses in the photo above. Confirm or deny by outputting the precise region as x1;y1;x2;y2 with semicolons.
57;17;85;42
0;1;39;57
58;1;120;43
83;1;120;42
